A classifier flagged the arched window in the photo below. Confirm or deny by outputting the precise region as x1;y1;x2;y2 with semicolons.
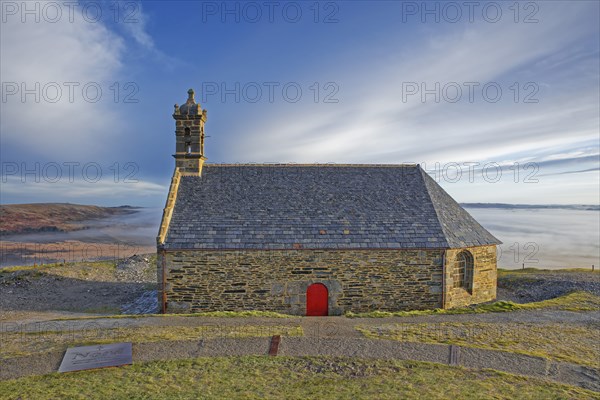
453;250;474;293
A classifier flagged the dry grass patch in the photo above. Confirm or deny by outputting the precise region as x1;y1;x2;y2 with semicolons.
0;356;598;400
357;321;600;368
346;291;600;318
0;324;302;359
0;259;119;282
0;255;158;283
498;268;600;276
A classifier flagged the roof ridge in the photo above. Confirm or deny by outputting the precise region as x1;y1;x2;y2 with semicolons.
419;167;502;247
203;163;419;167
417;166;451;248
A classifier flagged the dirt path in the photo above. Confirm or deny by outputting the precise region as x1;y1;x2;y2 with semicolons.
3;308;598;335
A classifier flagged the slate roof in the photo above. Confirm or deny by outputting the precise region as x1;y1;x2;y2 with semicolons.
161;164;501;250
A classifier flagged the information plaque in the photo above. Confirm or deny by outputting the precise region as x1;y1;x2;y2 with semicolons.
58;343;133;373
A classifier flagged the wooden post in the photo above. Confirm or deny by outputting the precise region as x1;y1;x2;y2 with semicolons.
449;345;461;366
269;335;281;356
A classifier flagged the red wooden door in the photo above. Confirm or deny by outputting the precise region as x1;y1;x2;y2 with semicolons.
306;283;328;316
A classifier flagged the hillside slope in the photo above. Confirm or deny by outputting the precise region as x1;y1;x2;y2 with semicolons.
0;203;138;234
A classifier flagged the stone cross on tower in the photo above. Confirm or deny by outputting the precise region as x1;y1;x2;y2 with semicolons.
172;88;208;176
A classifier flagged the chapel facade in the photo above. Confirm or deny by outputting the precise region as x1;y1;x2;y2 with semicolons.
157;89;500;315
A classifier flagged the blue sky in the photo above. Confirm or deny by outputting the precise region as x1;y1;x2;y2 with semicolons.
1;0;599;207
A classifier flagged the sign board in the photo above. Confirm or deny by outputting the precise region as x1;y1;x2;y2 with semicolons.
58;343;133;373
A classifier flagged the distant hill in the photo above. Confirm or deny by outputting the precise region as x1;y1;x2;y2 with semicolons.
0;203;139;235
461;203;599;211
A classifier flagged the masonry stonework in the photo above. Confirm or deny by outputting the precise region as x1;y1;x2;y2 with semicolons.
158;246;497;315
443;245;497;308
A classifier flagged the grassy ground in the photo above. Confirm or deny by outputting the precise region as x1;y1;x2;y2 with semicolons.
50;310;295;321
0;356;597;400
42;291;599;321
346;291;600;318
357;321;600;368
498;268;600;275
0;259;120;282
0;324;302;359
0;255;158;281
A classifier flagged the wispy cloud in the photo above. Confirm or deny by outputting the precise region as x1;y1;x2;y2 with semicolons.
0;5;126;160
231;2;599;166
1;1;597;206
121;2;155;50
0;175;165;206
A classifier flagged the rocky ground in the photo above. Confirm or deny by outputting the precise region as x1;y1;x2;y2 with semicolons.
116;255;159;314
0;254;158;321
497;269;600;303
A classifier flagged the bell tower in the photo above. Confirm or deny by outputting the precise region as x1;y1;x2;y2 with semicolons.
172;88;207;175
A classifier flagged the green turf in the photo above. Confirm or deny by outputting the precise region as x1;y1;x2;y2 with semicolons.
1;356;598;400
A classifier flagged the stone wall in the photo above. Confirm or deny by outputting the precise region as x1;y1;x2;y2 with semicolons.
157;246;497;315
156;168;181;246
158;249;445;315
443;245;497;308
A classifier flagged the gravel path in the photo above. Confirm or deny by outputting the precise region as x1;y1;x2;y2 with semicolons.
3;309;597;336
